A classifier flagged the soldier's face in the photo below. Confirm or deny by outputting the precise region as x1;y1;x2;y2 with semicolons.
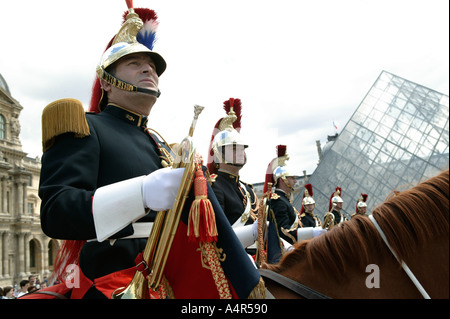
222;144;246;166
304;203;315;213
114;53;159;91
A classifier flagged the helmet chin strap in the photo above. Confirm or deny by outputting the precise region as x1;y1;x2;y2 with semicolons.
100;68;161;98
135;86;161;98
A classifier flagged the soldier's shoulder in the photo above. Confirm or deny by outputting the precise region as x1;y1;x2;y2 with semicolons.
42;98;90;152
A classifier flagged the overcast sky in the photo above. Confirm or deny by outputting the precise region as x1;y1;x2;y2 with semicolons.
1;0;448;184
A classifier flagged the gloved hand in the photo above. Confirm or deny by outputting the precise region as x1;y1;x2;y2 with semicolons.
142;167;185;211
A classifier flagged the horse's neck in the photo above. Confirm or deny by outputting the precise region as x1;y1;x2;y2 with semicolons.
281;235;448;299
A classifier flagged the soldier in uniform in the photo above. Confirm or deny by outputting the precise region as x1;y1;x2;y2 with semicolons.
323;187;347;228
299;183;321;228
262;146;325;263
352;193;368;218
38;4;263;299
207;98;258;250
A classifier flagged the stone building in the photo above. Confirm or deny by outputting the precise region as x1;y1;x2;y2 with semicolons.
0;73;59;288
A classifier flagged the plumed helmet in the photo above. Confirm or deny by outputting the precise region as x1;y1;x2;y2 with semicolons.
302;184;315;206
264;145;295;193
328;187;343;211
356;193;368;213
300;183;315;215
90;3;166;113
207;98;247;175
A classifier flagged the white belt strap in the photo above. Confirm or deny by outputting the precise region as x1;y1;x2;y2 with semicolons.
368;215;430;299
232;182;252;228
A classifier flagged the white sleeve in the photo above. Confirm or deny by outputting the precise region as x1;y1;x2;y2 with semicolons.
92;176;147;242
233;225;256;248
297;227;314;242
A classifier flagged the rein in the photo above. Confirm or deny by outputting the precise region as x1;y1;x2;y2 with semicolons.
368;214;431;299
258;269;331;299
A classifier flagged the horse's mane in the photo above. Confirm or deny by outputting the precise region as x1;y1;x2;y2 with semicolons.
266;170;449;281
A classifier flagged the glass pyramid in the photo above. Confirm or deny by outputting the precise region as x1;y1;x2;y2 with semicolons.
293;70;449;219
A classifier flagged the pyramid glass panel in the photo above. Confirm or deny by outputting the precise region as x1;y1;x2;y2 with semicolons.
294;71;449;220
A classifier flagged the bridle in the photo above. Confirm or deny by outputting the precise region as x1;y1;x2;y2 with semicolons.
258;268;330;299
368;214;431;299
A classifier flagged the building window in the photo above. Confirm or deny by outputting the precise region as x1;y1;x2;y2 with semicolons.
28;202;34;215
29;241;36;268
0;115;5;139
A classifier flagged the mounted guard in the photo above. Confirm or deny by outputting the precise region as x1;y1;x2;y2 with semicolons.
323;187;347;229
207;98;259;252
31;0;264;299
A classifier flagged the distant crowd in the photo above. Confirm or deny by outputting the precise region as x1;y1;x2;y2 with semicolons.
1;274;51;299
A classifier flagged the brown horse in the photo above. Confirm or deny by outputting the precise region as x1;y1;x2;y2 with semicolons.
262;169;449;299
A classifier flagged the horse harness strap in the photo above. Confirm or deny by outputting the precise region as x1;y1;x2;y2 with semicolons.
368;215;431;299
258;269;331;299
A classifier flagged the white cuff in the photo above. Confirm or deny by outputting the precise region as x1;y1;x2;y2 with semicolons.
233;225;256;248
297;227;326;242
297;227;314;242
92;176;147;242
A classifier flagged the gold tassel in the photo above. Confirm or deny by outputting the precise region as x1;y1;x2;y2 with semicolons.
247;277;266;299
187;164;218;242
42;98;90;152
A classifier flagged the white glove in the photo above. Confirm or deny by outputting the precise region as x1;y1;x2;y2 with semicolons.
142;167;185;211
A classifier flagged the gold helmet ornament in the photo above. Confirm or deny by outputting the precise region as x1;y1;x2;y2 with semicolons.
89;0;166;113
207;98;248;175
263;145;296;193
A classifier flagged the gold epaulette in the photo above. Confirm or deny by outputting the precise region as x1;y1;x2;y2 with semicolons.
270;193;280;200
42;98;90;152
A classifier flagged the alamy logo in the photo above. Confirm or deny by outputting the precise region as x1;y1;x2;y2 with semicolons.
365;264;380;288
65;264;80;288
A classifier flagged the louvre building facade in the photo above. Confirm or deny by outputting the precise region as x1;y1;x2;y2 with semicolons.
0;73;59;288
293;71;449;219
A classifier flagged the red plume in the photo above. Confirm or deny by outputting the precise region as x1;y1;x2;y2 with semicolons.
263;145;286;193
206;119;222;175
223;98;242;131
277;145;287;157
305;183;314;197
263;162;274;194
300;184;314;215
207;98;243;175
123;8;158;22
